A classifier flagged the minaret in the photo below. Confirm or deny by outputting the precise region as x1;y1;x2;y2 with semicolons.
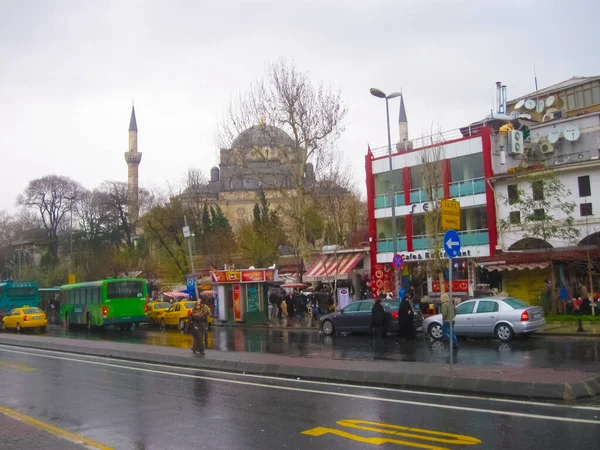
124;105;142;225
397;94;412;151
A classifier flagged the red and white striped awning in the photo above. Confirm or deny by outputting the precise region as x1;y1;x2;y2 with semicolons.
484;262;549;272
304;252;365;282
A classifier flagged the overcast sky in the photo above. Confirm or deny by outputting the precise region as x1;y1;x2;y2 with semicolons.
1;0;599;212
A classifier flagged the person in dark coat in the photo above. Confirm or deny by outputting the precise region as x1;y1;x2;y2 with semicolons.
371;299;386;337
398;297;414;339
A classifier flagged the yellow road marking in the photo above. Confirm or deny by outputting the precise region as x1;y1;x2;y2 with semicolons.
302;419;481;448
0;361;35;372
0;405;112;450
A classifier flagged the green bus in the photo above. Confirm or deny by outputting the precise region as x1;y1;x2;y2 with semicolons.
60;278;149;329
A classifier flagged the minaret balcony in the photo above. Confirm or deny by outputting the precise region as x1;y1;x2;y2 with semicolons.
124;152;142;164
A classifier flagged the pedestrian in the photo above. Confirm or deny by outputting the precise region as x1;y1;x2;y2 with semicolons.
378;290;386;300
579;282;591;315
189;299;210;355
371;298;386;337
542;280;552;315
440;293;458;348
280;297;288;320
398;296;414;339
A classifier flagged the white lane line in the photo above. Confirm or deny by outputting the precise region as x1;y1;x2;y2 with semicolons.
1;346;599;425
1;343;599;412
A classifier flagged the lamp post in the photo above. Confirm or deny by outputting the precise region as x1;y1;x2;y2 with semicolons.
370;88;402;297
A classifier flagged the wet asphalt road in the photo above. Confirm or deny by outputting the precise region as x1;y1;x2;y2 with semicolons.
0;344;599;449
35;323;600;370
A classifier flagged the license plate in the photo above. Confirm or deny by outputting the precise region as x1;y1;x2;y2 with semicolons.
533;313;541;320
33;316;41;320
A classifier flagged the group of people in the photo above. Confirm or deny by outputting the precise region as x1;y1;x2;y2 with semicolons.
268;289;333;324
370;288;417;339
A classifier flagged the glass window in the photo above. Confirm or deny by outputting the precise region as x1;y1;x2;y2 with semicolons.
450;154;484;182
578;176;591;197
567;94;576;110
175;304;181;312
410;165;424;189
476;301;499;313
576;91;584;109
6;287;37;297
507;185;519;204
461;207;487;231
359;301;374;311
580;203;593;217
532;209;545;221
456;302;475;315
342;302;361;313
593;87;600;105
584;90;593;106
22;308;43;314
185;302;196;309
412;214;426;236
375;170;402;197
502;298;529;309
509;211;521;224
106;281;144;299
532;181;544;201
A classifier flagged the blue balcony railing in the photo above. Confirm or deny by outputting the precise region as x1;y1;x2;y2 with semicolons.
449;177;485;198
409;230;489;252
377;238;408;253
375;192;405;209
409;187;444;204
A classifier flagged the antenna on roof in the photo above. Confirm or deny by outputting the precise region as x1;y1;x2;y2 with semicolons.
534;64;539;95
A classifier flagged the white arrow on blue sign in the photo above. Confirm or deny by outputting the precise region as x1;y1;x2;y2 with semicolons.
443;229;461;259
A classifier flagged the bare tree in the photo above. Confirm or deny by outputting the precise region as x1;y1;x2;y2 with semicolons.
181;168;210;223
17;175;83;262
218;59;348;273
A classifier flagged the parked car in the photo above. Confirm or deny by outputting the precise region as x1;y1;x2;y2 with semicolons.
319;299;422;336
2;306;47;332
160;300;214;330
422;297;545;342
147;302;171;325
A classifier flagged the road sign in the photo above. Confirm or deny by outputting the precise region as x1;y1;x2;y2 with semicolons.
392;254;404;269
441;199;461;230
186;275;196;289
444;229;461;259
182;226;191;238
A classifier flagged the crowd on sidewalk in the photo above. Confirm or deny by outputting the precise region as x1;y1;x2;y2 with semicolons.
267;288;334;326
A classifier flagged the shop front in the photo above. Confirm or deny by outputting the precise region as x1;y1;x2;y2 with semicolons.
211;268;276;325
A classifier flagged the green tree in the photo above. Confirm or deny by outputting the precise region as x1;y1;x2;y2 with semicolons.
500;173;580;314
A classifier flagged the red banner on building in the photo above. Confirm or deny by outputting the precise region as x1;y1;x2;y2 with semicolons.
212;269;277;283
431;280;469;293
371;263;394;296
241;270;265;282
233;284;242;321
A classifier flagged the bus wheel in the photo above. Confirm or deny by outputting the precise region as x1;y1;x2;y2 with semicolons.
16;323;21;332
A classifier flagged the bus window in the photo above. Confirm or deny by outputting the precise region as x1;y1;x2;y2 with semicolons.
107;281;144;299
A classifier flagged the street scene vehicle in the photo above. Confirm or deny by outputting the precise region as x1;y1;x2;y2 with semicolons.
0;280;40;314
423;297;545;342
319;299;422;336
2;306;47;332
160;301;197;329
60;278;149;330
147;301;171;325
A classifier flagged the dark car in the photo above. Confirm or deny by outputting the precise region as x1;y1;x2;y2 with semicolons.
319;299;422;336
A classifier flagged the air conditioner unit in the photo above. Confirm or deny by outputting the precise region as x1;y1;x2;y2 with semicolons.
552;111;564;120
540;142;554;154
508;130;524;155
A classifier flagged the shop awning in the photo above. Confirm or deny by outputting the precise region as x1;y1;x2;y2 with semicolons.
484;262;549;272
304;252;365;282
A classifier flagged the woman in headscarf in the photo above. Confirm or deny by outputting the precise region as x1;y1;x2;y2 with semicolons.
397;295;414;340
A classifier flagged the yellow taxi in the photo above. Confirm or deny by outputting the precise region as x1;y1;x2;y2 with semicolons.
2;306;48;332
147;302;171;325
160;300;214;330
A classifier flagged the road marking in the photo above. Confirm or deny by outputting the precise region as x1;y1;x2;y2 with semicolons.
1;346;599;425
0;361;35;372
1;343;599;412
302;420;481;448
0;405;112;450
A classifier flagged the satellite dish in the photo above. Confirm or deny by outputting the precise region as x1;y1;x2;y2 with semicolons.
546;96;556;108
519;113;532;120
515;99;525;110
563;125;580;141
531;131;542;144
509;110;520;118
548;130;561;144
536;100;545;113
542;112;554;122
524;99;536;110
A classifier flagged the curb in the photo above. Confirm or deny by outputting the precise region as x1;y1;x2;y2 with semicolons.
1;337;599;401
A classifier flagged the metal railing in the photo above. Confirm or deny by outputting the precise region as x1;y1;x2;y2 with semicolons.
449;177;486;197
410;229;489;252
374;192;405;209
376;238;408;253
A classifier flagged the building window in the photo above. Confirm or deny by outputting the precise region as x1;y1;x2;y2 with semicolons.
580;203;593;217
532;181;544;201
509;211;521;224
450;154;484;182
578;175;591;197
507;184;519;204
410;165;424;189
533;208;545;221
567;94;576;110
593;87;600;105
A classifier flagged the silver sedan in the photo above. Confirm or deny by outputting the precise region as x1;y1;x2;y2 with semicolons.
422;297;545;342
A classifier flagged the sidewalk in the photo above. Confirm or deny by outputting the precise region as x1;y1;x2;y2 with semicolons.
1;333;599;401
540;322;600;336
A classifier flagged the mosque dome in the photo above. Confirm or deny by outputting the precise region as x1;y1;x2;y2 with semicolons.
231;124;295;149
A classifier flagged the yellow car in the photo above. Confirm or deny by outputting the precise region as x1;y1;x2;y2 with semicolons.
160;300;214;330
3;306;48;332
147;302;171;325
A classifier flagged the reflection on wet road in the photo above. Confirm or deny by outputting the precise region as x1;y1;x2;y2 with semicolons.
33;324;600;369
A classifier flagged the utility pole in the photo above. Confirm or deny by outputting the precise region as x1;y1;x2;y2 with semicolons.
183;215;200;301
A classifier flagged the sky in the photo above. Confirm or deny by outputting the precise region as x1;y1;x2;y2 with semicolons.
1;0;599;212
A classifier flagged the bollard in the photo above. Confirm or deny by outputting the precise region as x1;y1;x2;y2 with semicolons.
577;318;586;333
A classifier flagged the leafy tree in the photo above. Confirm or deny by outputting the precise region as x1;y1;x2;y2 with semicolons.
500;173;580;313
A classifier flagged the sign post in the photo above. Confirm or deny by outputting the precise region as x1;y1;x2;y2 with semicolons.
392;254;404;297
444;229;461;364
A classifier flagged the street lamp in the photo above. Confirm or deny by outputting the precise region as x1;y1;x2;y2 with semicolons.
370;88;402;298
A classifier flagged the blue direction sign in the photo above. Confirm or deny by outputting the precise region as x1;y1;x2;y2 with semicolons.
392;254;404;269
444;229;461;259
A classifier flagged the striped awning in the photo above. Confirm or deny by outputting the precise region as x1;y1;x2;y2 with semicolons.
304;252;365;282
484;262;549;272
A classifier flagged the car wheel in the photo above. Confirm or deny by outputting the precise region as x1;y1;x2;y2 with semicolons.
16;323;21;332
495;323;514;342
428;323;443;340
321;319;334;336
160;318;166;329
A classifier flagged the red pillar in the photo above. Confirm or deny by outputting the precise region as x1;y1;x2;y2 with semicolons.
403;167;411;205
443;159;451;199
480;127;497;257
365;149;378;273
406;214;413;252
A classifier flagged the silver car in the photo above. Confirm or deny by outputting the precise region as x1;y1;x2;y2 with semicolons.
422;297;545;342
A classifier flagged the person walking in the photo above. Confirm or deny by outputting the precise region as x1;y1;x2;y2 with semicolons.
190;299;210;355
280;297;288;325
371;298;386;337
397;296;414;339
579;281;591;315
440;293;458;348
